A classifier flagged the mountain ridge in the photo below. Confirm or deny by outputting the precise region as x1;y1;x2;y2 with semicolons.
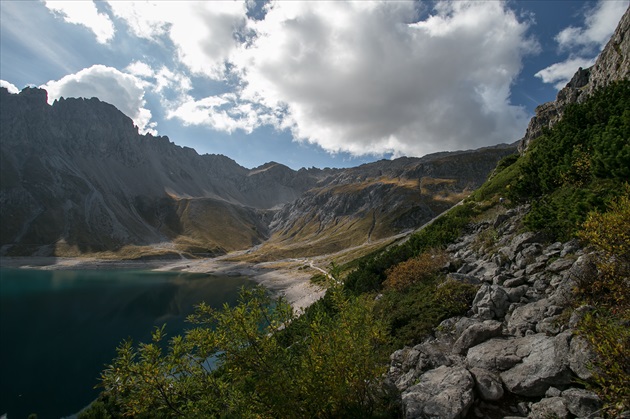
0;86;515;258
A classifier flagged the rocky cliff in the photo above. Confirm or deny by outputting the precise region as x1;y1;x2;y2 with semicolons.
519;7;629;153
0;87;514;258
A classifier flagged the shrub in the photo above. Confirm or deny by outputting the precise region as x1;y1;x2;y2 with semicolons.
575;186;630;415
383;249;447;291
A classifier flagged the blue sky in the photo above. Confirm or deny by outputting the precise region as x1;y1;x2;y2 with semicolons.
1;1;627;170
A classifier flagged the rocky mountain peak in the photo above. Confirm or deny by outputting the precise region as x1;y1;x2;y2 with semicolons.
519;6;629;153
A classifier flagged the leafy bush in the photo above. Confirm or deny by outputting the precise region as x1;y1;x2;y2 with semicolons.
509;81;630;240
383;250;447;291
376;275;478;348
575;187;630;415
93;286;390;418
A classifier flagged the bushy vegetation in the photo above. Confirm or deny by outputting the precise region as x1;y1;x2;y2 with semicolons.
344;202;477;294
508;81;629;240
84;286;390;418
575;188;630;415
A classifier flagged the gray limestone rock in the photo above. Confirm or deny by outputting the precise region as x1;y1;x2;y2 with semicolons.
452;320;503;354
472;284;510;320
469;367;504;401
402;365;474;419
500;332;573;397
529;397;570;419
562;388;602;418
568;335;599;381
507;298;551;337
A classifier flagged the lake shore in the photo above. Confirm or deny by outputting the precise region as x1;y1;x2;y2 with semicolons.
0;256;325;312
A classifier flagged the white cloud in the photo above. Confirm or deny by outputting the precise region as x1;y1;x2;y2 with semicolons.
107;1;247;79
1;80;20;94
44;0;115;44
41;65;157;135
556;0;629;51
223;0;536;157
534;57;596;89
536;0;628;89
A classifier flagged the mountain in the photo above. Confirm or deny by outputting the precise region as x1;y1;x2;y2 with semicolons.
519;8;630;152
0;87;514;258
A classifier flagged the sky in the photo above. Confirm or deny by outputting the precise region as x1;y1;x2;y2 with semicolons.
1;1;628;170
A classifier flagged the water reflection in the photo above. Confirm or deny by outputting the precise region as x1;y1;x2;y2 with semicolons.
0;268;254;419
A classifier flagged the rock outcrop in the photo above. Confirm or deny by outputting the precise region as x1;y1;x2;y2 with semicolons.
386;205;605;418
519;7;629;153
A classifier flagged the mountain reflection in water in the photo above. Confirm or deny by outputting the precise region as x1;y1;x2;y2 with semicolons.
0;267;254;419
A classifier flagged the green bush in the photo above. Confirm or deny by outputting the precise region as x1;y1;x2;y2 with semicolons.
376;275;478;348
96;286;390;418
510;81;630;240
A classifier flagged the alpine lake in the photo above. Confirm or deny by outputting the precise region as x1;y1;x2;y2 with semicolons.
0;266;256;418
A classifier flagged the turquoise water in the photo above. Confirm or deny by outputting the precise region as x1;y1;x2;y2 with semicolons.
0;267;254;418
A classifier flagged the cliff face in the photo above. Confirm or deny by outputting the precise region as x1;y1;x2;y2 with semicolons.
0;86;514;258
519;7;629;153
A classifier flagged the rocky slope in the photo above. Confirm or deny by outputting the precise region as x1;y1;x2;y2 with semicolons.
387;205;607;418
255;146;516;260
0;87;514;258
519;7;629;153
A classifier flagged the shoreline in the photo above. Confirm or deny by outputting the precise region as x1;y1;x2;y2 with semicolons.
0;256;326;312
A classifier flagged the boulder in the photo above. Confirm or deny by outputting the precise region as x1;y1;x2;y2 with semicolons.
507;298;551;337
529;397;570;419
402;365;474;419
546;258;575;273
500;332;573;397
452;320;503;354
469;367;504;401
466;337;527;372
472;284;510;320
568;335;599;381
562;388;602;418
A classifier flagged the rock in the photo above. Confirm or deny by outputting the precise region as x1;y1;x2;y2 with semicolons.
472;285;510;320
562;388;602;418
402;365;474;419
500;332;573;397
469;367;504;401
529;397;569;419
561;240;580;257
452;320;503;354
568;335;599;381
503;276;527;288
546;258;575;273
507;298;551;337
526;261;547;275
466;337;525;372
505;285;529;303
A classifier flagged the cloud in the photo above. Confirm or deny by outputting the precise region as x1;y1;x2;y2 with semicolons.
107;1;248;79
1;80;20;94
536;0;628;89
556;0;629;51
534;57;596;89
41;65;157;135
44;0;115;44
223;0;536;157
